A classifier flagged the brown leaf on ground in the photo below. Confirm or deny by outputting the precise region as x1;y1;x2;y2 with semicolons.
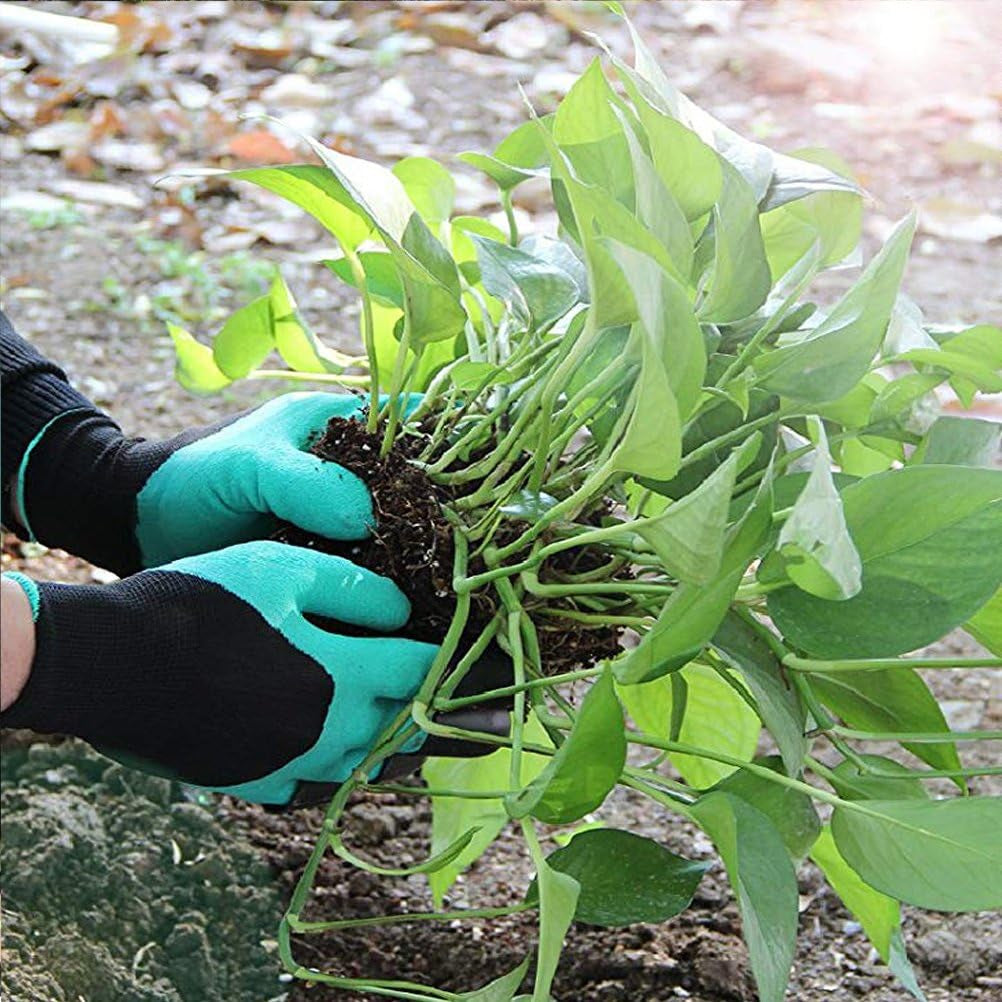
227;129;297;165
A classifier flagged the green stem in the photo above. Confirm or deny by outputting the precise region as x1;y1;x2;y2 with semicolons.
366;783;513;799
414;533;470;706
433;666;605;712
289;903;534;935
502;190;519;246
345;249;380;433
246;369;369;387
832;726;1002;743
785;654;1002;673
679;410;783;471
380;315;413;456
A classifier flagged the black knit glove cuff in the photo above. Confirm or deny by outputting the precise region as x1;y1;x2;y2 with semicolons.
19;414;173;576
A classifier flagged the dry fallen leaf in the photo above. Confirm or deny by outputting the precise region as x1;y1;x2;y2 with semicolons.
46;179;144;210
920;199;1002;244
25;119;89;152
92;139;166;172
484;12;553;60
260;73;334;109
227;129;297;164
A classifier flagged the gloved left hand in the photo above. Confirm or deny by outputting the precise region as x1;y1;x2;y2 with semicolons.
1;541;439;806
17;391;373;577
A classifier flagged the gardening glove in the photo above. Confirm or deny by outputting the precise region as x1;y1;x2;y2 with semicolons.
3;310;380;576
0;541;441;806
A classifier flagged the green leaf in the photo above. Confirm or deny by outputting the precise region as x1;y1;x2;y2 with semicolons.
767;424;862;601
517;234;588;301
531;857;580;1002
828;755;930;802
506;669;625;825
611;24;773;200
525;829;708;926
760;149;862;280
269;275;346;374
912;416;1001;467
603;239;705;422
392;156;455;227
633;448;739;585
553;58;633;207
304;139;467;345
211;294;274;379
540;122;679;328
966;585;1002;656
225;164;370;249
768;465;1002;657
621;76;722;221
423;717;552;907
616;475;772;683
470;234;579;332
692;792;798;1002
608;340;682;482
325;252;404;309
302;140;413;240
754;213;916;402
896;323;1002;394
762;150;864;212
696;160;772;324
832;797;1002;912
711;612;808;777
167;323;231;394
618;662;760;789
459;116;553;193
810;827;926;1000
712;756;821;859
808;668;961;776
459;959;530;1002
613;105;694;280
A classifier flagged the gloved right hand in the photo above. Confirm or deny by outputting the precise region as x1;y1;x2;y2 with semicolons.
0;541;440;806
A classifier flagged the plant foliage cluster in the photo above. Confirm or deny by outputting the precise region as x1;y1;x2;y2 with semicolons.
167;8;1002;1000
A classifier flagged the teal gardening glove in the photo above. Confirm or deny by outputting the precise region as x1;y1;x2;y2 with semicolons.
15;391;376;576
1;542;439;806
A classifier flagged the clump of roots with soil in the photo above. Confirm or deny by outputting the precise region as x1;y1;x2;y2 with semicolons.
276;413;628;674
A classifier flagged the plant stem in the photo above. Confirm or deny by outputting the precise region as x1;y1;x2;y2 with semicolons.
433;666;606;712
246;369;369;387
784;654;1002;673
380;315;413;455
502;190;519;245
678;410;783;470
345;249;380;432
289;902;534;935
366;783;514;799
832;725;1002;743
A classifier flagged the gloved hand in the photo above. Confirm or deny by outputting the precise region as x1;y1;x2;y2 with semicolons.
0;541;440;806
16;391;374;577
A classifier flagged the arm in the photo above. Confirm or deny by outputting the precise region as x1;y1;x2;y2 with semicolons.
1;575;35;711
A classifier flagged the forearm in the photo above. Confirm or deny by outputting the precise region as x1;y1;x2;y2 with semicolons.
1;576;36;711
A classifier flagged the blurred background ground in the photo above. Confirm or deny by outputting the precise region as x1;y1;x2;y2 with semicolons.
1;2;1000;1001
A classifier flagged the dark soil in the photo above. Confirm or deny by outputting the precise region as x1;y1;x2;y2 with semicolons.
273;416;625;675
0;739;284;1002
274;416;463;645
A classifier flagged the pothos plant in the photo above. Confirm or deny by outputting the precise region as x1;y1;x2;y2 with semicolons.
165;8;1002;1001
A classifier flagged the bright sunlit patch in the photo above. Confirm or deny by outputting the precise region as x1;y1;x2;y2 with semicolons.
853;0;960;63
